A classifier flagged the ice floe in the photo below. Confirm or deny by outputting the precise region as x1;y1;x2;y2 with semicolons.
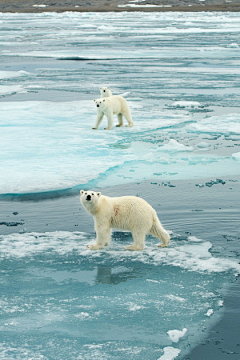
167;328;187;343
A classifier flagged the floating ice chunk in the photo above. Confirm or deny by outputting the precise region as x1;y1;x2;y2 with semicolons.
0;71;28;80
118;3;170;7
196;141;210;149
232;152;240;160
189;113;240;135
172;101;201;109
0;85;26;96
206;309;213;316
167;328;187;343
228;43;239;48
158;346;181;360
128;303;144;311
159;139;193;152
74;312;90;320
32;4;48;7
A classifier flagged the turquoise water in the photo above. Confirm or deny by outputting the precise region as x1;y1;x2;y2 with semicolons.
1;230;239;359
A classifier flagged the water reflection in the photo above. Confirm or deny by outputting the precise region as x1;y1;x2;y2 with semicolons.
95;265;143;285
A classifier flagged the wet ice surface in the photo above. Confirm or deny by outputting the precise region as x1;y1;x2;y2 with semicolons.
0;231;239;359
0;11;240;359
0;12;240;195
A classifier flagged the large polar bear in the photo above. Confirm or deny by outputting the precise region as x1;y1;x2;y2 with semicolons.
100;86;113;98
80;190;170;251
93;95;134;130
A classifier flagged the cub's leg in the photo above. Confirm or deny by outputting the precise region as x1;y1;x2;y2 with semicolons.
116;113;124;127
93;112;104;129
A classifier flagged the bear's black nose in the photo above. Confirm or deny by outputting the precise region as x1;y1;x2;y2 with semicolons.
103;90;106;92
86;194;91;201
97;104;99;107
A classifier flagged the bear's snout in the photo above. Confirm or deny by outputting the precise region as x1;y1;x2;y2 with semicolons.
86;194;91;201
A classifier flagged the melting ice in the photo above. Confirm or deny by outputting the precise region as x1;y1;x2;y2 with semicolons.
0;12;240;195
0;231;239;359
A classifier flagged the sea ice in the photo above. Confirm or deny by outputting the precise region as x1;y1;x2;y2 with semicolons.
0;12;239;196
167;328;187;343
158;347;181;360
172;101;202;109
232;152;240;160
159;139;193;152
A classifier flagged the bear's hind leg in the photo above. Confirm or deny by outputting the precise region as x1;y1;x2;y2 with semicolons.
126;230;145;251
124;110;134;127
116;113;124;127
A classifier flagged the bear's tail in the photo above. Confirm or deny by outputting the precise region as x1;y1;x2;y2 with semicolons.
150;214;170;247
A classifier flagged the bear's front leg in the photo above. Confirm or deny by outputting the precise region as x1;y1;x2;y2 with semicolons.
105;112;114;130
87;226;111;250
93;112;104;129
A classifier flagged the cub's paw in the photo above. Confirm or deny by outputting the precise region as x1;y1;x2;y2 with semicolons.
92;127;98;130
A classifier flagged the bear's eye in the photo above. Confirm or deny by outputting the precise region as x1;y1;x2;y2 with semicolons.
85;192;87;195
92;193;94;196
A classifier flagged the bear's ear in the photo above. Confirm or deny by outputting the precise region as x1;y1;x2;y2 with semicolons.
97;192;101;197
80;190;84;195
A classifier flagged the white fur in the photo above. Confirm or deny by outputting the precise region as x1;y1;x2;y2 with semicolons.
100;87;113;98
93;95;134;130
80;190;170;251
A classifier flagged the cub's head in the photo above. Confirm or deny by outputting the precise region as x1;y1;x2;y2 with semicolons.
94;98;106;109
80;190;101;211
100;87;111;98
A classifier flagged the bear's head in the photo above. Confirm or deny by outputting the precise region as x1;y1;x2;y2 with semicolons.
94;98;106;109
80;190;101;212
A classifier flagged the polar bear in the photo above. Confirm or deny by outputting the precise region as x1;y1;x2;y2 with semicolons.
93;95;133;130
80;190;170;251
100;87;112;98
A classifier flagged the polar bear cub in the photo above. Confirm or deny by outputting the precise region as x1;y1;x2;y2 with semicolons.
80;190;170;251
93;95;133;130
100;87;112;98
